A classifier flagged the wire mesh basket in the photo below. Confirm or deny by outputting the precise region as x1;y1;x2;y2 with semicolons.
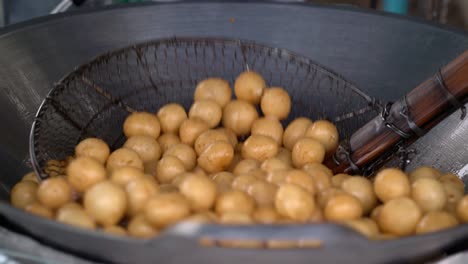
30;37;378;179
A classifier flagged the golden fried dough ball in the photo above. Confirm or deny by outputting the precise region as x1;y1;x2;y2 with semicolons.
157;133;181;153
10;180;38;209
439;173;464;193
123;112;160;139
260;87;291;120
67;156;106;192
144;160;158;177
216;190;255;215
179;118;210;146
234;71;266;104
242;135;279;161
309;207;325;223
157;103;187;134
21;172;39;184
194;129;231;155
443;181;464;214
222;100;259;136
164;143;197;171
158;184;179;194
266;170;288;186
127;214;159;239
304;120;339;155
251;117;284;144
194;78;232;108
125;176;159;216
303;163;332;193
317;188;346;209
106;148;144;171
416;211;458;234
110;166;145;187
219;213;255;225
331;174;351;188
84;181;127;226
197;141;234;173
409;166;441;182
189;100;222;128
75;138;110;164
37;177;72;209
275;183;315;222
292;138;326;168
370;205;383;222
56;205;96;230
283;117;313;151
411;178;446;213
253;207;280;224
232;174;259;193
377;197;422;236
341;176;377;214
103;225;127;236
284;169;316;194
456;195;468;223
233;159;260;175
324;193;363;222
144;193;191;227
260;158;290;174
124;135;162;162
248;181;278;207
211;172;235;193
25;202;53;219
276;147;293;165
344;218;379;238
155;156;186;183
373;168;410;202
179;174;217;211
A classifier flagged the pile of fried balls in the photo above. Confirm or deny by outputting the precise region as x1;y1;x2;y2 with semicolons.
10;71;468;243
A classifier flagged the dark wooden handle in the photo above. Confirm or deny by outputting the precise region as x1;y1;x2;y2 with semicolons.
327;50;468;174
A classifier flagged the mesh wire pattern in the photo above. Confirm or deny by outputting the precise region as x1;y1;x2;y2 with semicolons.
30;37;378;178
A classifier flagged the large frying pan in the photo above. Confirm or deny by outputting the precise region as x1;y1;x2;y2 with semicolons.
0;2;467;263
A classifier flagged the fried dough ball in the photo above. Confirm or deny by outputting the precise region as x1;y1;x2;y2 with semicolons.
344;218;379;238
124;135;162;162
215;190;255;215
194;78;232;108
275;183;315;222
123;112;160;139
37;177;72;209
194;129;231;155
276;147;293;165
157;103;187;134
222;100;259;136
197;141;234;173
21;172;39;184
292;138;326;168
56;205;96;230
253;207;280;224
309;207;325;223
110;166;145;187
75;138;110;164
416;211;458;234
232;174;259;193
341;176;377;214
189;100;222;128
251;117;284;144
106;148;144;171
302;163;332;193
370;205;383;222
260;87;291;120
284;169;316;194
144;160;158;177
260;158;290;174
84;181;127;226
164;143;197;171
25;202;53;219
331;174;351;188
456;195;468;223
10;181;38;209
377;197;422;236
234;71;266;104
127;214;159;239
439;173;464;193
179;117;210;146
443;181;464;214
283;117;313;151
266;170;288;186
211;172;235;193
247;181;278;207
144;193;191;227
411;178;446;213
242;135;279;162
179;174;217;211
103;225;127;236
157;133;181;153
217;128;238;147
125;176;159;216
158;184;179;194
67;156;106;192
155;156;186;183
373;168;410;202
233;159;260;175
219;213;255;225
317;188;346;209
304;120;339;155
409;166;441;182
324;193;363;222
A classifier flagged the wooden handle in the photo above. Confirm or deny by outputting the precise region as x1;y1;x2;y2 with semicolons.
327;50;468;174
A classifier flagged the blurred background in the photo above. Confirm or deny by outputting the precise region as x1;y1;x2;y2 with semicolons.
1;0;468;30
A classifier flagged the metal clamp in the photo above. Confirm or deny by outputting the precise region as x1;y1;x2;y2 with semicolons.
381;102;412;139
436;69;466;120
333;140;361;174
399;96;426;137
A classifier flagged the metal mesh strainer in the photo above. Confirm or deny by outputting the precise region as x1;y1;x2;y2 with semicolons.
30;37;378;179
